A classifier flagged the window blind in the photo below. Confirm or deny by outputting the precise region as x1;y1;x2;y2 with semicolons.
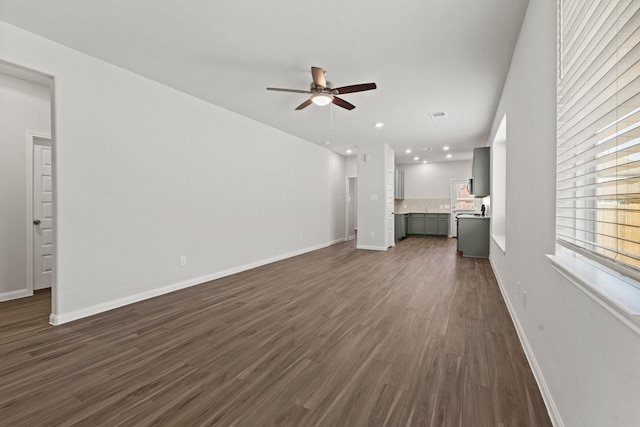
557;0;640;281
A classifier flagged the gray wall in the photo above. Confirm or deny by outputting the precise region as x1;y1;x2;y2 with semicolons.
488;1;640;425
0;72;51;299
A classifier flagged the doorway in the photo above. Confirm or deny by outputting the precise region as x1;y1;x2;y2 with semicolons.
0;63;54;320
450;179;477;237
346;177;357;240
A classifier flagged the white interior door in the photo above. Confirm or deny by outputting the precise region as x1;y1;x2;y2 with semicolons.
33;138;53;290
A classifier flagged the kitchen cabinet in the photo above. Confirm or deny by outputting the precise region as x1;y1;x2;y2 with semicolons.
394;169;404;199
457;216;490;257
408;213;449;236
394;214;407;240
409;213;425;234
424;215;438;235
472;147;490;197
438;215;449;235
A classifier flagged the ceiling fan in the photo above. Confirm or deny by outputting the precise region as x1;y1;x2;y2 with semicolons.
267;66;377;110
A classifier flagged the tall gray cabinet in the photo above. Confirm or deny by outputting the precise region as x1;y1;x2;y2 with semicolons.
395;169;405;199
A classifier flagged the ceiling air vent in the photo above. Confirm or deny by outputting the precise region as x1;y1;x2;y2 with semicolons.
430;111;447;118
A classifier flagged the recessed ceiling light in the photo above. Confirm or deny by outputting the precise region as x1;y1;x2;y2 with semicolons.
446;154;452;158
324;140;331;145
374;122;384;128
346;149;352;154
422;160;427;164
443;146;450;151
413;156;419;161
430;111;447;118
405;149;412;154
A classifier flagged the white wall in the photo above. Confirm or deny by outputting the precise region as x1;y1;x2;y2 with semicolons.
328;152;346;243
398;160;471;198
0;22;348;323
0;72;51;300
356;144;393;250
488;1;640;426
345;155;357;177
491;115;507;247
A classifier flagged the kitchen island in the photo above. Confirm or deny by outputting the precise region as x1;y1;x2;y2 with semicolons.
456;215;490;257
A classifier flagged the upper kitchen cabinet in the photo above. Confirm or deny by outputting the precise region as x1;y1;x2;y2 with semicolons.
394;169;405;199
472;147;490;197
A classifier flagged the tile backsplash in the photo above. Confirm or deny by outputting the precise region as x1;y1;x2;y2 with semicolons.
394;198;451;213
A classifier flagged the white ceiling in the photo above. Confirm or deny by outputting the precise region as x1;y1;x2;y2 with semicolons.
0;0;529;164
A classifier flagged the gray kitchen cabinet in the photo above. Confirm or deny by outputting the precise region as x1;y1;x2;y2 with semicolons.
437;215;449;235
409;213;425;234
457;216;490;257
394;169;405;199
394;214;407;240
408;213;449;236
472;147;490;197
424;215;438;235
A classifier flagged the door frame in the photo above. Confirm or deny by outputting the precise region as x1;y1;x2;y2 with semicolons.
26;132;52;296
451;178;474;238
345;176;357;241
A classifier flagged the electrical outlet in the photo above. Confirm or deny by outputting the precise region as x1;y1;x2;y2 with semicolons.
179;256;187;266
369;231;375;237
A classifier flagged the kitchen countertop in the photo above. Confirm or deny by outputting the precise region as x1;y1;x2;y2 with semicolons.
457;214;490;219
394;211;451;215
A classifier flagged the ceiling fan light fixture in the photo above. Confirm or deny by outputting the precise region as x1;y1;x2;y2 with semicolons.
311;93;333;106
268;66;376;111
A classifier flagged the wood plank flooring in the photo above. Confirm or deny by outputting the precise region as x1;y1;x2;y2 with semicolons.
0;237;552;426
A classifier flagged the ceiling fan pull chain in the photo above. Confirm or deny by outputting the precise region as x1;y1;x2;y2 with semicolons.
330;102;333;130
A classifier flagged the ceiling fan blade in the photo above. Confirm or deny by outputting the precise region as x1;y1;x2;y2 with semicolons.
267;87;312;94
295;99;313;110
332;96;356;110
311;67;326;88
333;83;377;94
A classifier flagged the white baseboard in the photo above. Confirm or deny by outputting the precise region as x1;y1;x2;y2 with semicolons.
49;241;335;325
489;258;564;427
0;289;32;302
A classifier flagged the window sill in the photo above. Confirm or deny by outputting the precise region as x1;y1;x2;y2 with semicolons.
492;234;506;253
547;250;640;334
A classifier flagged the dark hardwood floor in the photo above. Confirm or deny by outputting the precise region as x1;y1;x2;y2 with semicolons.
0;237;552;426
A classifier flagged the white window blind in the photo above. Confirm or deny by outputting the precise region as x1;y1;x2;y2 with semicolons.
557;0;640;281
